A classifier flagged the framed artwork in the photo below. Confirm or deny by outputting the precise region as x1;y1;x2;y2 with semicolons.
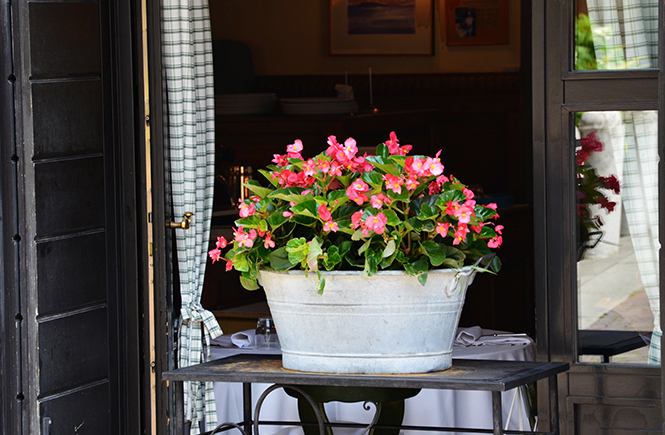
444;0;509;46
329;0;434;56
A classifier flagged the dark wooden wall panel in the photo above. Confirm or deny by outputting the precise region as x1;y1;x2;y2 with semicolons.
32;81;103;159
28;2;100;79
34;157;104;235
38;308;109;396
38;382;109;434
37;232;106;316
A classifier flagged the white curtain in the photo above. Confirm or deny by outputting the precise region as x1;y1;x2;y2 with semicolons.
587;0;660;364
161;0;223;431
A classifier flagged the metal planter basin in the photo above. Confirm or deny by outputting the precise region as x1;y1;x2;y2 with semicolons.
258;268;478;374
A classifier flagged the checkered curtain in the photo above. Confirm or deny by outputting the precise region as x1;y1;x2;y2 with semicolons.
161;0;223;431
587;0;660;363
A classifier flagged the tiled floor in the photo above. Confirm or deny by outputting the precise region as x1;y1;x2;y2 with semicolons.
577;235;654;364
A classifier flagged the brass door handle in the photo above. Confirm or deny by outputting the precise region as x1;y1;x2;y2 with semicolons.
166;212;193;229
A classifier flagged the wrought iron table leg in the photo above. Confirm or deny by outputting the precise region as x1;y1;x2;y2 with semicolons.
243;383;252;435
491;391;504;435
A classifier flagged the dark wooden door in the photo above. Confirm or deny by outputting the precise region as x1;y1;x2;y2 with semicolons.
0;0;142;433
533;2;664;433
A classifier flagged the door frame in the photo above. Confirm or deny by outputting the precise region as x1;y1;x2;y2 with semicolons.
532;1;665;432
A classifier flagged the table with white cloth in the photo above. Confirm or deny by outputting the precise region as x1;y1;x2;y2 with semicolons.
205;329;540;435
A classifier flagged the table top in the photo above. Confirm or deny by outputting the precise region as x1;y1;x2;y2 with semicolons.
163;354;568;392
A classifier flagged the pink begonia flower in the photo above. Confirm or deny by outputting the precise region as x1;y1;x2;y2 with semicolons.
326;135;341;156
208;248;222;263
495;225;504;235
383;174;403;194
463;187;475;199
234;227;254;248
323;221;339;232
272;154;289;166
436;222;450;237
411;157;426;176
238;200;255;218
488;235;503;248
302;190;313;196
215;236;228;249
370;193;391;209
330;162;343;177
365;213;388;235
318;204;332;221
453;224;470;245
283;211;294;218
454;204;474;224
287;139;304;159
342;137;358;160
317;158;331;173
347;188;368;205
385;131;412;156
263;233;276;249
471;223;484;234
485;203;498;210
303;158;318;177
405;175;420;191
350;211;364;229
423;156;444;176
225;259;233;271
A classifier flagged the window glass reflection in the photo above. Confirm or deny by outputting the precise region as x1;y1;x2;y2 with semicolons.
574;0;658;70
576;110;660;365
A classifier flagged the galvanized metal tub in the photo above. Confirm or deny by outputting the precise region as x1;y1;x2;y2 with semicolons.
258;268;478;374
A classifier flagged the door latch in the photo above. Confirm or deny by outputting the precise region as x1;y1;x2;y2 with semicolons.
166;212;193;230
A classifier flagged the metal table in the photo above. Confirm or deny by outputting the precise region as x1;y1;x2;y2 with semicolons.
163;354;569;435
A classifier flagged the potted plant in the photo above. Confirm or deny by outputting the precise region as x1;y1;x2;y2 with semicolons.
208;132;503;373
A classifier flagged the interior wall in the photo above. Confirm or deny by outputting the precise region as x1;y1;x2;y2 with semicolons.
208;0;521;75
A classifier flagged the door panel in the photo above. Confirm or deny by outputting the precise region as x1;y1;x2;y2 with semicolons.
1;0;142;432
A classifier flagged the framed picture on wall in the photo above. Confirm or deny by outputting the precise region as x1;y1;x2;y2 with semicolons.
444;0;509;46
330;0;434;56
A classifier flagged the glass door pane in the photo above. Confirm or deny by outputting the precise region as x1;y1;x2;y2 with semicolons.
575;110;660;365
574;0;658;71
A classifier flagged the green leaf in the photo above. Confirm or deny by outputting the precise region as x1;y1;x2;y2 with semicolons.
244;180;273;199
291;199;318;218
420;241;446;266
286;238;309;265
436;190;467;206
443;245;466;263
351;229;365;241
259;168;280;188
323;246;342;270
358;238;372;255
267;212;289;229
418;203;439;221
364;155;400;176
258;219;268;233
361;171;384;187
315;272;326;295
268;247;294;270
233;252;250;272
376;143;390;158
417;271;428;286
381;209;401;226
239;275;260;291
269;187;309;203
382;239;396;258
307;237;322;271
363;247;381;276
474;205;499;221
235;215;262;228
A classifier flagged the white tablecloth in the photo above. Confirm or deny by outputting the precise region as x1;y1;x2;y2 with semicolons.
210;329;535;435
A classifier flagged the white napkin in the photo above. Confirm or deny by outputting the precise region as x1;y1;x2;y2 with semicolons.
454;327;533;347
473;335;533;346
211;329;256;348
455;326;483;345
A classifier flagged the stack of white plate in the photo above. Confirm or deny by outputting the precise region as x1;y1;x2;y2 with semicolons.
214;93;276;115
279;97;358;116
